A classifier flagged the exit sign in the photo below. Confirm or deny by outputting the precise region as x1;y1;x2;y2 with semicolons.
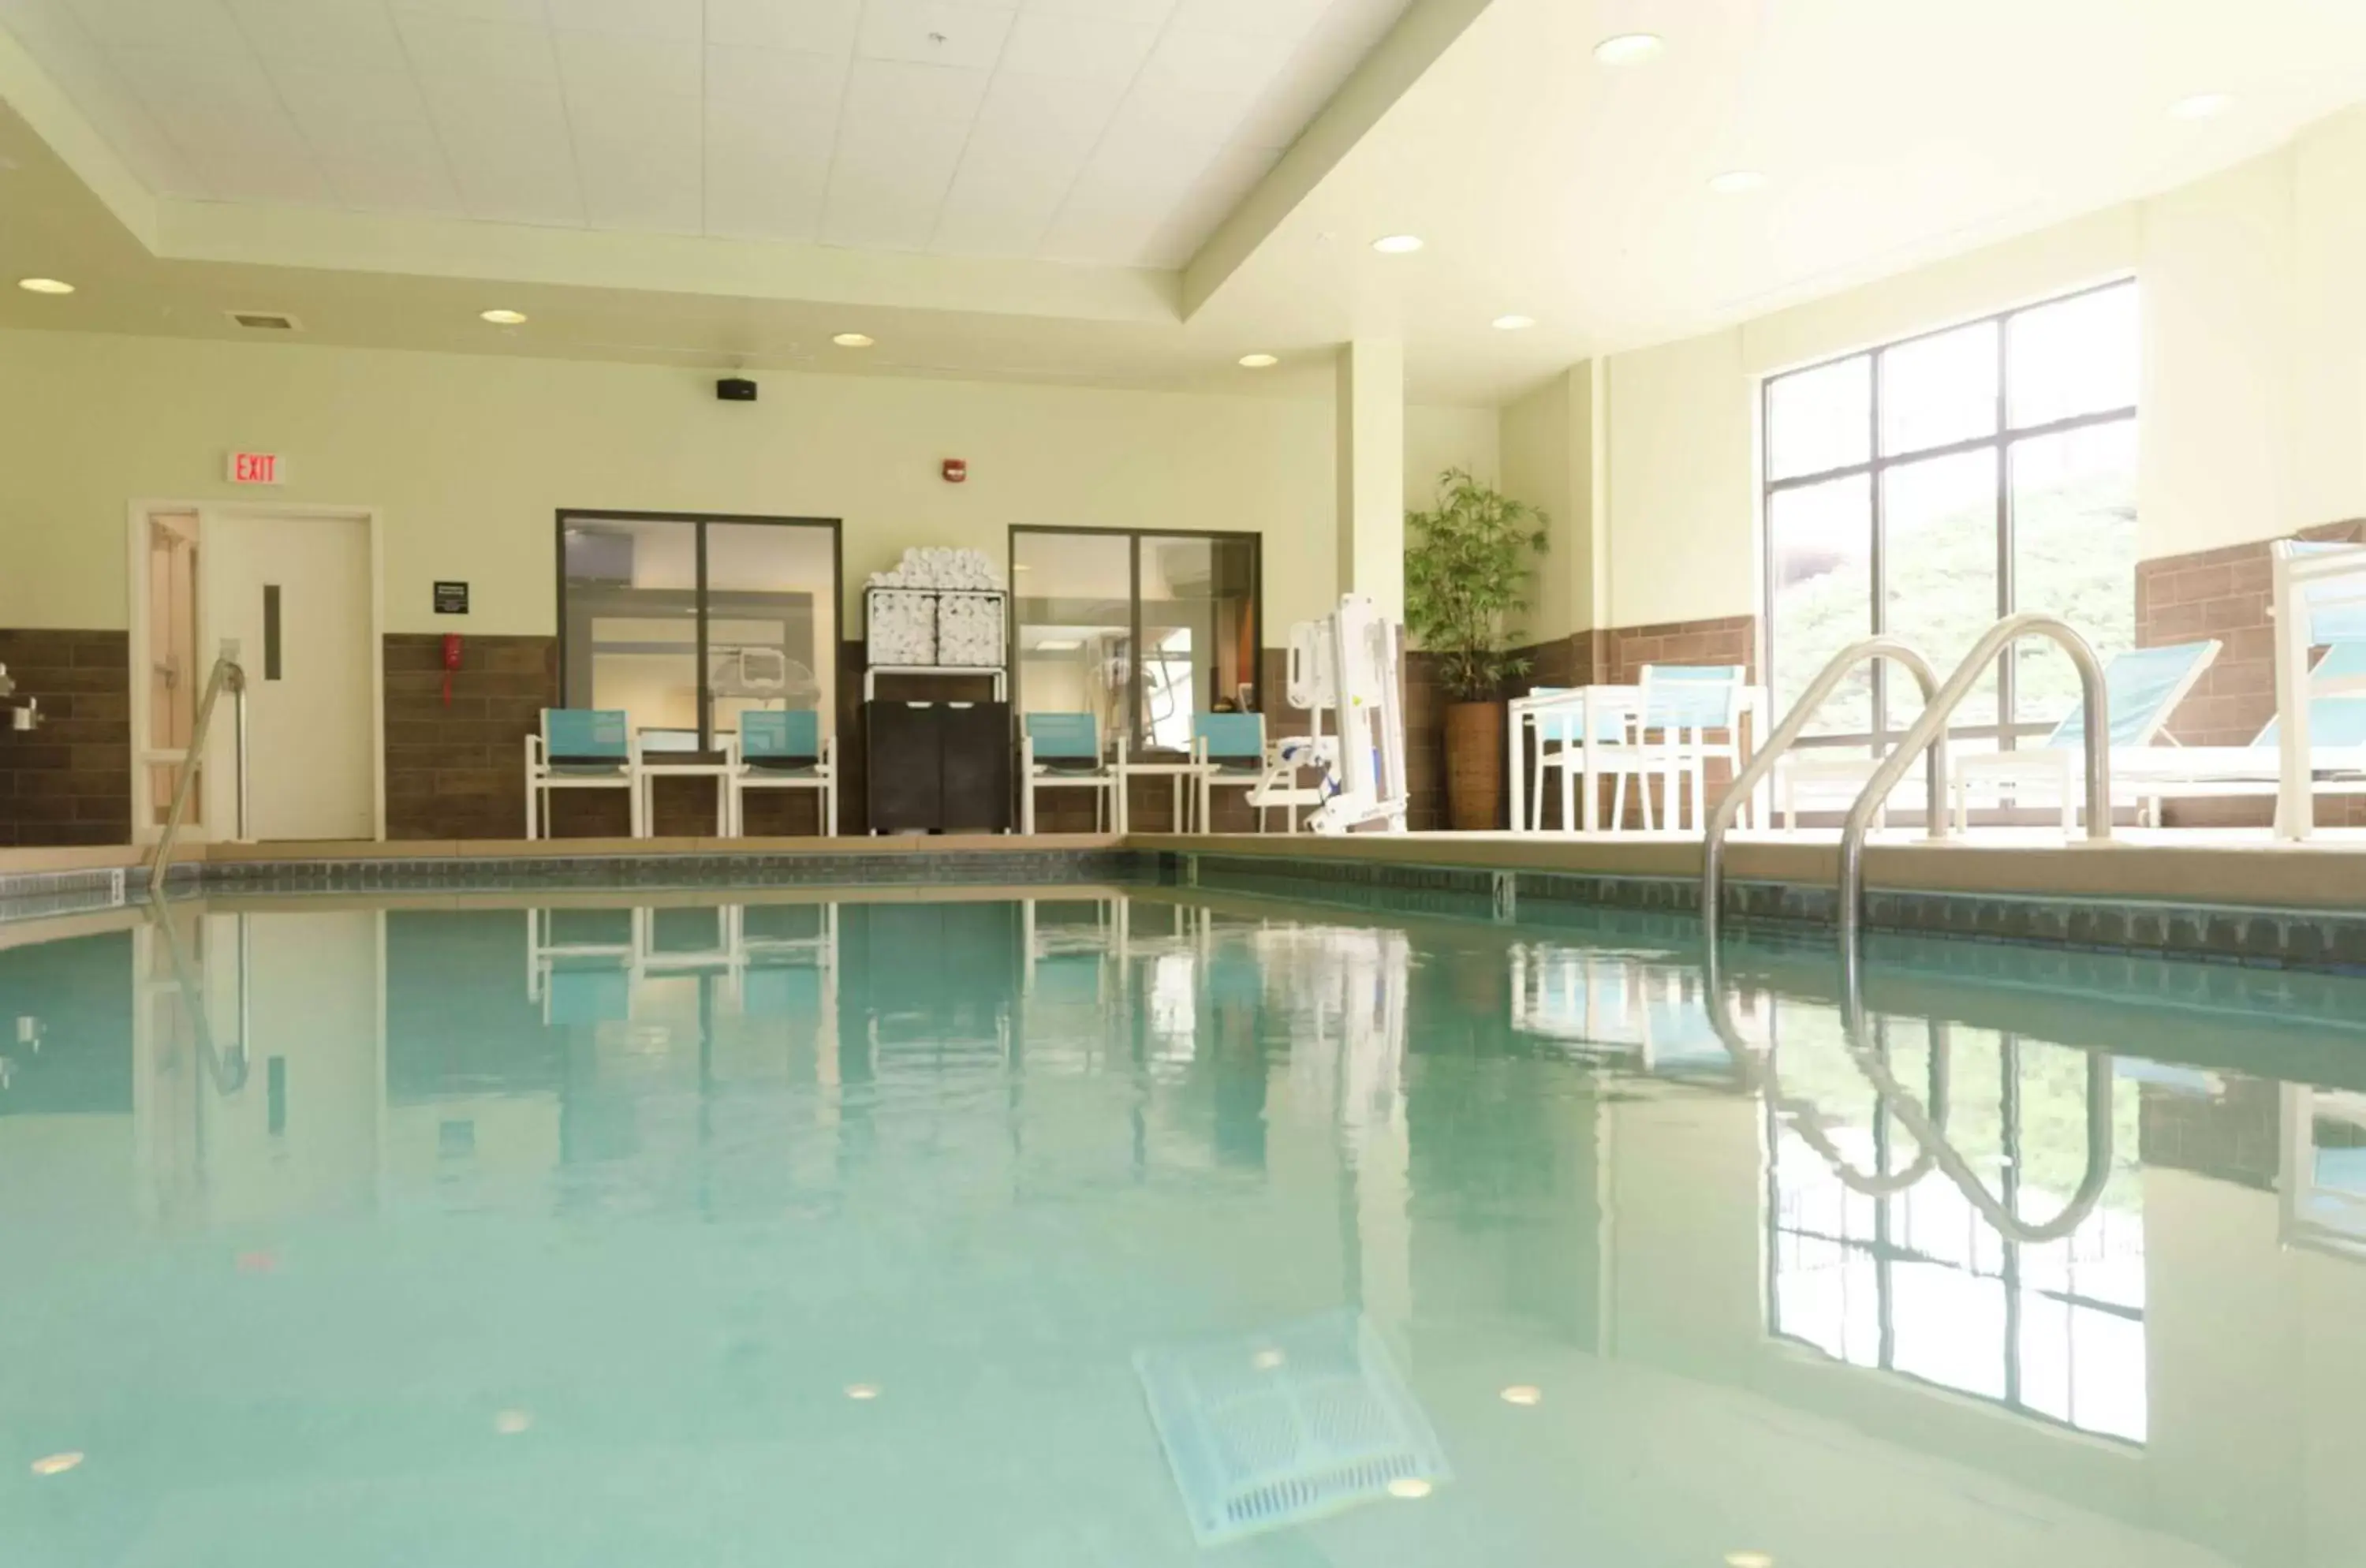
227;451;284;485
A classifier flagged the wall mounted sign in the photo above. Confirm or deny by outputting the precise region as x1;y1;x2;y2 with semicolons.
227;451;283;485
433;581;470;615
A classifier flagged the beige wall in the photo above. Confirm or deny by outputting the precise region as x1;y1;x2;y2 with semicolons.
0;328;1495;637
1573;103;2366;638
1497;364;1595;643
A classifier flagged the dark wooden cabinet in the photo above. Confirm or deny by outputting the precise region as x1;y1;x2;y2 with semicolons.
864;700;1011;833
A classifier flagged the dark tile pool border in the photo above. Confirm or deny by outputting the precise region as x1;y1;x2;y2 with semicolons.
5;846;2364;973
1176;852;2366;974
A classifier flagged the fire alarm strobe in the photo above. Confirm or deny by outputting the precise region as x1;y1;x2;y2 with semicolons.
942;458;968;483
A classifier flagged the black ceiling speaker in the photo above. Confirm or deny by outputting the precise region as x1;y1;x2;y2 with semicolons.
717;377;758;402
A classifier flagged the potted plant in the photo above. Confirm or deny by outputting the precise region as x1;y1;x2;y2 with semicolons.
1404;469;1549;831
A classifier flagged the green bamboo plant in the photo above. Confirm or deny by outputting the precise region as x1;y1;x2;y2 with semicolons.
1403;468;1550;701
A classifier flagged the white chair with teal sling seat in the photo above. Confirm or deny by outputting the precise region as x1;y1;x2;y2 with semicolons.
2100;641;2366;822
1190;712;1271;832
726;709;837;837
1949;640;2222;830
526;708;644;838
1021;712;1126;834
1554;665;1746;832
1524;685;1634;831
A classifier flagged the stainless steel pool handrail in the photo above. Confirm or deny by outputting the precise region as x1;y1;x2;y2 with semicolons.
1700;637;1946;942
1837;614;2110;946
151;648;246;890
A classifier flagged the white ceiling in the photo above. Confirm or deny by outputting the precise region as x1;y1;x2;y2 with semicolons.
0;0;1407;265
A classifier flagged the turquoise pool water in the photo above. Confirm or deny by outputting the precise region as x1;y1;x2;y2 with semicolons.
4;884;2366;1566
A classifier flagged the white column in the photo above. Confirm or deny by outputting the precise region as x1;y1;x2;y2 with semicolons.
1336;340;1406;620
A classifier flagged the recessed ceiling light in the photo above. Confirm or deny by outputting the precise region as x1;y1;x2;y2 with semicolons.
1386;1477;1434;1500
844;1382;881;1400
17;277;74;295
833;332;875;348
1723;1554;1774;1568
1238;353;1279;368
1491;315;1536;331
1499;1384;1543;1405
1593;32;1664;65
2171;92;2233;120
480;308;526;324
1371;234;1424;255
493;1410;532;1435
30;1453;84;1477
1252;1348;1286;1370
1707;170;1768;195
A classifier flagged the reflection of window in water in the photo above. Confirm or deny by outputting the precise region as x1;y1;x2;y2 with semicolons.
1765;1006;2147;1444
1150;951;1196;1045
2282;1086;2366;1256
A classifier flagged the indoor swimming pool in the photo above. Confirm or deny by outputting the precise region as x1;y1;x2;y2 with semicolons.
3;879;2364;1566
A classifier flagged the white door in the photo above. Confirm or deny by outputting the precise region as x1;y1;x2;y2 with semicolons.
206;512;375;841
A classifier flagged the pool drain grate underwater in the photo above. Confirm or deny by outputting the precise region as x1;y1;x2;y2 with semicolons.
1134;1310;1450;1546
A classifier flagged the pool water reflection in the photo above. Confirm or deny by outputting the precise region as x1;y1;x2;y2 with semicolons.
2;885;2364;1566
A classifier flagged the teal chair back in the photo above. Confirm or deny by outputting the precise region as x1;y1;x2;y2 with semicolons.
1640;665;1745;731
742;709;821;763
1192;712;1264;764
1529;687;1625;745
2042;640;2219;751
2258;643;2366;749
2284;541;2366;643
544;708;628;761
1025;711;1101;761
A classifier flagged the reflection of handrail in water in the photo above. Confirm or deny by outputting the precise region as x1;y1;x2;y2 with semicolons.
144;894;248;1096
1704;943;2114;1244
1771;1025;1952;1198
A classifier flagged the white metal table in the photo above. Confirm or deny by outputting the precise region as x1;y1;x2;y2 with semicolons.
1507;685;1769;833
637;731;734;837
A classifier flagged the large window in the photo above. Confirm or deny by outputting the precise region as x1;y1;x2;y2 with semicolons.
1763;280;2139;754
1009;528;1260;752
558;511;840;748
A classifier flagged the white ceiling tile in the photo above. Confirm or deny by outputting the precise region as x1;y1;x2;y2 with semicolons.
1166;0;1330;37
840;56;988;122
1019;0;1171;22
704;95;834;237
226;0;410;69
418;80;586;223
556;26;703;101
573;93;704;230
704;41;846;105
942;139;1080;215
1102;78;1255;147
855;2;1011;71
967;71;1122;160
1073;124;1218;200
705;0;860;54
819;186;941;249
385;0;546;22
929;194;1056;257
68;0;247;54
1036;200;1161;264
830;106;968;185
394;13;561;87
1136;25;1293;100
996;8;1159;84
307;117;466;213
546;0;703;36
267;63;435;133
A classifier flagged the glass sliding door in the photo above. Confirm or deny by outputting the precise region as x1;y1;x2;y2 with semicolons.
558;512;838;751
1011;527;1260;752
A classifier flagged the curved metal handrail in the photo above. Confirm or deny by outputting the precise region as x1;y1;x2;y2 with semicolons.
1838;614;2110;946
151;652;246;890
1701;637;1945;942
